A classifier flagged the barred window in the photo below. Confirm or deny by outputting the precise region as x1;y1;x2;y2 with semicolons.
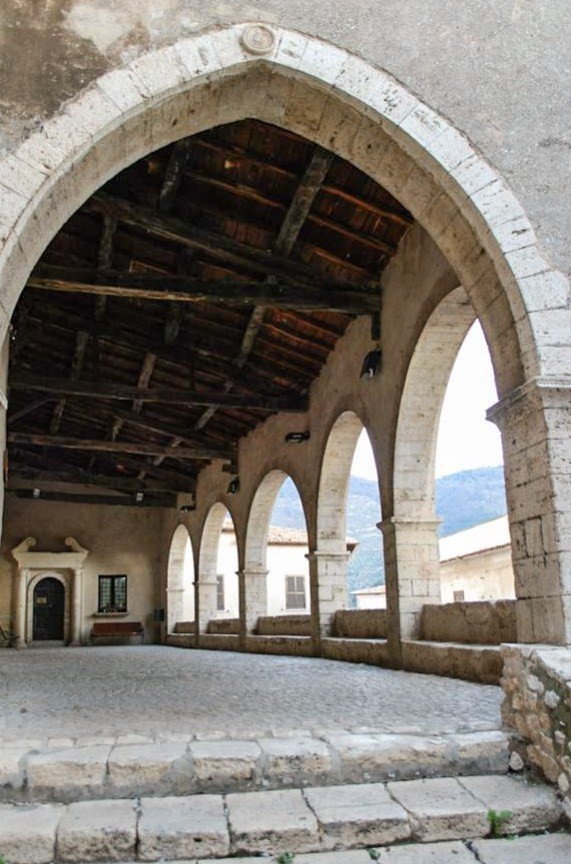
453;590;465;603
98;575;127;613
285;575;306;610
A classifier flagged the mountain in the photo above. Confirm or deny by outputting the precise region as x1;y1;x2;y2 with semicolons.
270;466;507;605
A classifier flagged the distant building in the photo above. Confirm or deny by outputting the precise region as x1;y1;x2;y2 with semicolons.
353;516;514;609
217;522;357;618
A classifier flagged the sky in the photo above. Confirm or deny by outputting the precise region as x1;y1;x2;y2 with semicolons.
351;321;504;480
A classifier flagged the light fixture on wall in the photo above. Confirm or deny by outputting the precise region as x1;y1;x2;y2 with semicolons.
33;488;40;499
227;477;240;495
180;504;195;513
360;348;382;380
284;431;310;444
135;491;144;504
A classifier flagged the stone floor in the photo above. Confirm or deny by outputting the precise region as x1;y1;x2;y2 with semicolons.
0;645;502;742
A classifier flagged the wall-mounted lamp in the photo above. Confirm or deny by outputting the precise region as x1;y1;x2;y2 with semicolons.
360;349;382;380
33;488;40;499
180;503;195;513
135;491;144;504
227;477;240;495
285;431;310;444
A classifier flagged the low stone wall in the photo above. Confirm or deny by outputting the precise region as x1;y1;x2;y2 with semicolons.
322;636;390;667
404;641;504;685
420;600;517;645
332;609;388;639
256;615;312;636
502;645;571;817
172;621;195;634
208;618;240;635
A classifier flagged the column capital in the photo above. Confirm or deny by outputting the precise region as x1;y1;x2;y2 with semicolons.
377;516;442;536
306;550;351;563
487;375;571;427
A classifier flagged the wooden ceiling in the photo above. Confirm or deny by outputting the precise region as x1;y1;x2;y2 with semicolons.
7;119;412;508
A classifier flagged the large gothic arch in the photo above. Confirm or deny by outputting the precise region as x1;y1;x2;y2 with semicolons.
0;23;569;644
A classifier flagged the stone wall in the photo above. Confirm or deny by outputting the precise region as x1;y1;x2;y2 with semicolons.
501;645;571;817
332;609;388;640
208;618;240;635
420;600;517;645
256;615;311;636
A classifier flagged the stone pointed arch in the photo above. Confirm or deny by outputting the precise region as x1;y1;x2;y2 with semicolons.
0;22;568;642
166;524;195;633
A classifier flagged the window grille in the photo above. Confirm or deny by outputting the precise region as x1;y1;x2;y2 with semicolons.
98;575;127;613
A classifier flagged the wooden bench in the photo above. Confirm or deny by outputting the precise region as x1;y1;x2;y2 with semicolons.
91;621;144;644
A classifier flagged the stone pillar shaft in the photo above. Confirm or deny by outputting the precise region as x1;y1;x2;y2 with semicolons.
239;567;268;637
14;567;28;648
488;378;571;644
307;550;350;640
70;569;83;645
380;517;441;649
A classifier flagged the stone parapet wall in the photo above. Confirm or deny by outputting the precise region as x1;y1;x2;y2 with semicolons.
501;645;571;816
172;621;195;634
255;615;311;636
208;619;240;635
420;601;517;645
332;609;388;639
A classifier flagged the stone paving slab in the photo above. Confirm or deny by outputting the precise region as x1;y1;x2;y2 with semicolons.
227;788;321;855
304;782;411;847
138;795;230;861
24;745;110;802
189;739;261;788
260;736;332;784
387;776;489;841
472;832;571;863
56;799;137;862
0;802;63;864
107;741;191;796
458;774;561;834
378;841;477;862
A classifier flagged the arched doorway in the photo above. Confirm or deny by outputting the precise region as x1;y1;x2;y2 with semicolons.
32;576;65;641
166;524;195;634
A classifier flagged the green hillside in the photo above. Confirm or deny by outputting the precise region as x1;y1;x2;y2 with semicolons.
271;466;507;605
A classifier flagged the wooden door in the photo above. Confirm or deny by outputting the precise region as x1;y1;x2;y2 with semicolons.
33;577;65;640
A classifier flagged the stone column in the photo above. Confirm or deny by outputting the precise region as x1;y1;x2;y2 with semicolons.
307;550;350;642
166;588;184;633
239;567;268;637
14;567;28;649
488;378;571;645
70;568;83;646
197;578;218;636
380;517;441;653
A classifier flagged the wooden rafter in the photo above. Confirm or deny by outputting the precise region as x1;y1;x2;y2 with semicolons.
49;330;89;433
8;468;191;495
10;376;308;411
28;268;380;313
8;432;232;462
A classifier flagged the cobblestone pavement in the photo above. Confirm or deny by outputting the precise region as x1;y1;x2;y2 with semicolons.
0;646;502;742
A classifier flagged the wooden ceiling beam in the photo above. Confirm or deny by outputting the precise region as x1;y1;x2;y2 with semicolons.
8;469;191;495
110;408;237;457
190;136;413;226
10;376;308;412
28;268;380;313
159;140;191;213
8;432;231;461
9;488;179;509
50;330;89;433
87;194;321;286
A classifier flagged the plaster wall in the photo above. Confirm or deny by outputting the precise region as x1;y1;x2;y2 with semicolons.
1;2;570;282
440;546;516;604
0;497;166;643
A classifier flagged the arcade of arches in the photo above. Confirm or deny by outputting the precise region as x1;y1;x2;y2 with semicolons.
0;24;568;710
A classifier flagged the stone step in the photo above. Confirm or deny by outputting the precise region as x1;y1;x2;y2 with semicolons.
0;774;566;863
0;729;510;804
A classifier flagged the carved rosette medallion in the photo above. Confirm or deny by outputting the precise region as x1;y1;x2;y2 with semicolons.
241;25;276;56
